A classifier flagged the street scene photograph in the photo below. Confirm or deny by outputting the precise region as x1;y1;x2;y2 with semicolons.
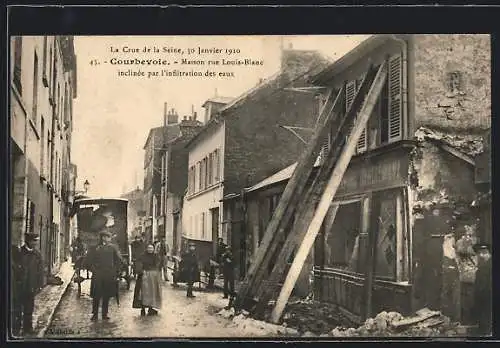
8;33;492;340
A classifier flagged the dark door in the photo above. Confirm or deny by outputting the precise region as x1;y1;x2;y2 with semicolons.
211;208;219;256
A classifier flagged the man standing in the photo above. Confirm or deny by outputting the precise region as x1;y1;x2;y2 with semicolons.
222;247;235;299
473;243;492;336
156;236;170;281
182;242;199;298
15;233;44;336
130;235;145;277
89;231;123;321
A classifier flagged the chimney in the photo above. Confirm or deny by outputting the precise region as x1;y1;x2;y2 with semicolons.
193;111;197;120
167;107;178;124
163;102;168;126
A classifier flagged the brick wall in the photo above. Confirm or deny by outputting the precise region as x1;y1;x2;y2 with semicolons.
223;78;319;195
413;34;491;133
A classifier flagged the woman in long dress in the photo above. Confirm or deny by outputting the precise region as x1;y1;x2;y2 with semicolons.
132;244;162;316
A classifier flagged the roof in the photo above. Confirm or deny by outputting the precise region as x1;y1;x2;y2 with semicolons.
245;155;322;194
143;124;183;149
201;96;234;107
310;34;410;85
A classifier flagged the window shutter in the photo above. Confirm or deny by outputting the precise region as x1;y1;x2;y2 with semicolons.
345;80;357;143
355;77;368;153
388;54;403;142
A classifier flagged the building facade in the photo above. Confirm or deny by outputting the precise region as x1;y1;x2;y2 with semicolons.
305;34;490;323
183;49;329;270
160;109;203;256
10;35;77;280
120;187;146;239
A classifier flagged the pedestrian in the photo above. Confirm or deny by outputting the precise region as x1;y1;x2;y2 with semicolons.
216;238;226;276
14;233;44;336
155;236;170;281
222;247;235;299
182;242;199;298
472;243;492;336
130;235;145;277
89;230;123;321
132;244;162;316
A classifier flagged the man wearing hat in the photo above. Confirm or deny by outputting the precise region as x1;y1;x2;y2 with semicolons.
88;230;123;321
182;242;199;298
15;233;44;335
473;242;492;335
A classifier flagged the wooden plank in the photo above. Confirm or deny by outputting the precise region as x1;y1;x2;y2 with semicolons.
252;64;382;316
269;62;389;324
234;87;342;310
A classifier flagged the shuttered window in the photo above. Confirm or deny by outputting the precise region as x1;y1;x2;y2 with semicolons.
345;80;357;144
345;79;368;153
388;54;403;142
356;75;368;153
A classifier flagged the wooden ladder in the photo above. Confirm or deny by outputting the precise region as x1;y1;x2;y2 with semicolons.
235;61;389;323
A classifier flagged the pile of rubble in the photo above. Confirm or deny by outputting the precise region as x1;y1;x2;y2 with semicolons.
281;299;350;335
217;308;299;337
327;308;466;337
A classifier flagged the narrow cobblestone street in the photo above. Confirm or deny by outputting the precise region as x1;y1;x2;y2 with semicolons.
46;274;260;338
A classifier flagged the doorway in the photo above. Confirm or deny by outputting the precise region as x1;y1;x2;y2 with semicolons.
211;207;219;256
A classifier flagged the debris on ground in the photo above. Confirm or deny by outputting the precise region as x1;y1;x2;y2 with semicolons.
217;308;299;336
281;300;351;335
327;308;466;337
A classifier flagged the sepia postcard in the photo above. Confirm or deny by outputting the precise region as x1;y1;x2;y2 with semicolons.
8;29;492;341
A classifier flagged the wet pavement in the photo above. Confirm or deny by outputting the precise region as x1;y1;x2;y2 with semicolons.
46;273;265;338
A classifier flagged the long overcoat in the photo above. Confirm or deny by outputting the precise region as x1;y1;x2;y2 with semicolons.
89;243;123;299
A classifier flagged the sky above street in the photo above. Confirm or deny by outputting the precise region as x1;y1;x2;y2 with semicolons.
71;35;370;197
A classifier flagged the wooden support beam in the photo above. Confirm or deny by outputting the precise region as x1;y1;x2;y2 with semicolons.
251;64;383;317
234;87;342;310
267;62;389;323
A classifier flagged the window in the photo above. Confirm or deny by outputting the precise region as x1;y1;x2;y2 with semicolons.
196;162;201;191
207;153;213;186
26;199;35;234
372;190;402;280
40;117;45;176
214;149;220;183
64;83;69;124
160;187;165;214
42;36;48;86
47;130;51;181
201;212;206;239
57;83;60;124
49;44;53;93
345;79;367;153
200;158;206;190
324;201;362;272
388;54;403;142
32;52;39;124
13;37;23;94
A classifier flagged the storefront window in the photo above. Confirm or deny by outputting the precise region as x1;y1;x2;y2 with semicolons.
372;190;400;280
324;201;362;272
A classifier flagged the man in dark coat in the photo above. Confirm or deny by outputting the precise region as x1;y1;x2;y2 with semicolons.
14;233;44;336
473;243;492;336
89;231;123;321
182;242;199;298
130;235;145;277
222;247;235;299
156;236;170;281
